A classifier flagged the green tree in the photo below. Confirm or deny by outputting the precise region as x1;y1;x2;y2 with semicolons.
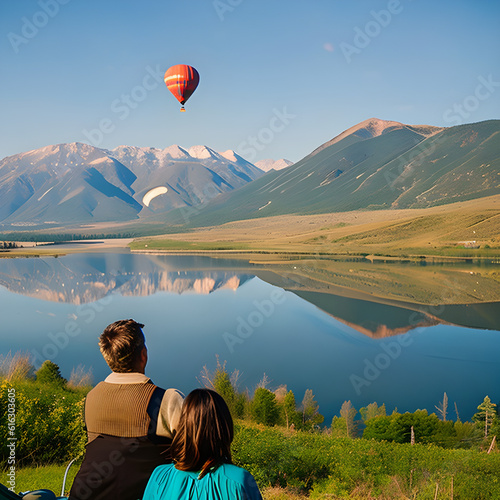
453;420;482;448
331;415;347;438
251;387;280;426
282;390;301;429
359;402;386;422
200;358;246;418
389;410;440;444
362;414;395;441
300;389;324;430
432;419;457;448
35;360;67;387
473;396;497;438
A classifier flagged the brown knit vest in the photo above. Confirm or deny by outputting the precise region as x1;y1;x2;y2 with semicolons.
85;381;158;442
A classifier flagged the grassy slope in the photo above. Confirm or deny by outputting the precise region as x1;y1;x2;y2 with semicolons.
155;120;500;229
3;422;500;500
130;194;500;258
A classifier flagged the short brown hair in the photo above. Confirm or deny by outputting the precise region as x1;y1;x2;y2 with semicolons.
170;389;233;478
98;319;145;373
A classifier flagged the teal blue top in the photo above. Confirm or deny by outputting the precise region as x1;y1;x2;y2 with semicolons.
142;463;262;500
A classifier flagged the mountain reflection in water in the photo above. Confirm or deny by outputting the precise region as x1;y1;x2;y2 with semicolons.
0;254;253;304
0;252;499;422
0;253;498;335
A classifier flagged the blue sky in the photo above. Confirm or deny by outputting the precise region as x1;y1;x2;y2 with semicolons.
1;0;499;163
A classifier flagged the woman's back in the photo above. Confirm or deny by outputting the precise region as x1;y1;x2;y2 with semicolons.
143;462;262;500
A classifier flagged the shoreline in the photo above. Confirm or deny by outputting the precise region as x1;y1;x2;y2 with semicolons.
129;248;500;262
2;243;500;263
0;238;133;257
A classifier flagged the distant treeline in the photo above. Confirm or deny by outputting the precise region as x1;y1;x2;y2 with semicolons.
207;361;499;451
1;354;498;468
0;232;135;242
0;241;20;249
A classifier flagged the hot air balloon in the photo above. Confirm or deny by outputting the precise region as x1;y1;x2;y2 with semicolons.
164;64;199;112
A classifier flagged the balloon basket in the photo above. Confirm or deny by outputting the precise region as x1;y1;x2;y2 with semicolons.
180;107;186;112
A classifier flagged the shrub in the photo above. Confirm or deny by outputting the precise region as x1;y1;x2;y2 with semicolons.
251;388;280;426
0;379;87;466
35;361;67;388
232;423;500;498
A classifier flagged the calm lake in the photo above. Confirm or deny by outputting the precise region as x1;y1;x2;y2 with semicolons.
1;251;499;423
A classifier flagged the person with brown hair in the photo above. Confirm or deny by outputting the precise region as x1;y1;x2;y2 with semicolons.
69;319;184;500
142;389;262;500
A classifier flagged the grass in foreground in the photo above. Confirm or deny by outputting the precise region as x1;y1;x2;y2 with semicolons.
3;422;499;499
0;464;79;496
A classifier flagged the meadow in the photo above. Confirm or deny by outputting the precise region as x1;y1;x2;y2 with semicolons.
1;355;499;499
2;195;499;261
129;195;500;258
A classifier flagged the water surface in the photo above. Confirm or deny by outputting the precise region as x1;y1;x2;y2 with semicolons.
0;252;499;422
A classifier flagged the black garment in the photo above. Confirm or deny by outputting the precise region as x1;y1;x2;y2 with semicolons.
69;386;171;500
68;435;171;500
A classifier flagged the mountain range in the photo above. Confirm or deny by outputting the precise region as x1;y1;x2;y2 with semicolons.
254;158;294;172
0;142;265;226
173;118;500;227
0;118;498;232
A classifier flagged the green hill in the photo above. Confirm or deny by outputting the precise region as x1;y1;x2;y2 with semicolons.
167;119;500;228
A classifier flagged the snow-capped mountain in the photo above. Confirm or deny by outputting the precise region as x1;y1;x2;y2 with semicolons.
0;142;264;226
255;158;294;172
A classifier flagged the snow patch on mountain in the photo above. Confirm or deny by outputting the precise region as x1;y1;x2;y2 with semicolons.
188;145;219;160
255;158;293;172
163;145;189;159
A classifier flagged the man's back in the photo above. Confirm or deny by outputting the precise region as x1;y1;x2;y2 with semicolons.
68;320;184;500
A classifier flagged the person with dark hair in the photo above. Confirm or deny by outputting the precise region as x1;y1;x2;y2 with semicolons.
69;319;184;500
143;389;262;500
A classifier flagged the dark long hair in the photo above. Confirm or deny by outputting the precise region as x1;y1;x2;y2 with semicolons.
170;389;233;478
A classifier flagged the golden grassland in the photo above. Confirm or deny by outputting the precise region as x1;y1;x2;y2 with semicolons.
130;195;500;258
125;196;500;305
2;196;499;262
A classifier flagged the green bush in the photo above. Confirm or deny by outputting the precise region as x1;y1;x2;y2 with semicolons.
232;423;500;498
0;379;87;466
251;388;280;426
35;361;67;388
